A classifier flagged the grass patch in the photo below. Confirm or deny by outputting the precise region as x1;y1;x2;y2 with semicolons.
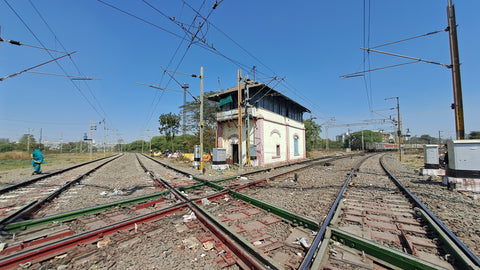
0;152;112;171
0;151;30;160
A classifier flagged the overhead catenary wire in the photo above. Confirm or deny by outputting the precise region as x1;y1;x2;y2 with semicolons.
3;0;106;120
28;0;111;123
371;28;448;49
0;51;76;81
101;0;331;125
139;0;211;130
360;48;451;68
0;37;66;53
362;0;373;111
340;60;420;78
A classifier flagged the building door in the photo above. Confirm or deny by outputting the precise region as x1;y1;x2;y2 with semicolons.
232;144;238;164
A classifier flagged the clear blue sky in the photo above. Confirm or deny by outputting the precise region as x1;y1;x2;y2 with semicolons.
1;0;479;145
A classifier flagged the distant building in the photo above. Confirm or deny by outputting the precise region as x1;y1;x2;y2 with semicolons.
0;138;9;143
336;133;348;142
208;81;310;166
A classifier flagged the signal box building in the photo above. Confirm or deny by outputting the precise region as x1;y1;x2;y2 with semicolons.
208;81;310;166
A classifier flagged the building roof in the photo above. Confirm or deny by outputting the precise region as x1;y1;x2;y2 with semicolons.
207;81;311;113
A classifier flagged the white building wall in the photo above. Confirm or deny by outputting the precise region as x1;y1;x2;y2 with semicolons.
259;109;305;165
217;108;306;166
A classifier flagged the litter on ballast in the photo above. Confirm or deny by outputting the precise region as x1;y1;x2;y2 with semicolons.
183;212;197;222
202;241;214;250
201;198;211;206
108;189;123;196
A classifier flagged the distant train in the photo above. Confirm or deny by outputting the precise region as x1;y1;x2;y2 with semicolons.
365;142;398;152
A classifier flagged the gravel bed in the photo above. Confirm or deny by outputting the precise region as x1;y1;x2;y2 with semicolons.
382;153;480;259
3;150;477;268
38;209;239;270
240;155;361;222
39;154;156;216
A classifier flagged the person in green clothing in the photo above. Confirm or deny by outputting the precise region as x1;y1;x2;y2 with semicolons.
31;148;44;175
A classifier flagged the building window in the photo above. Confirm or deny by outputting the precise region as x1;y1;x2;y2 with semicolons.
294;136;299;155
274;144;280;158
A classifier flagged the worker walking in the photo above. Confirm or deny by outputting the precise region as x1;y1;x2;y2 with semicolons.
31;148;44;175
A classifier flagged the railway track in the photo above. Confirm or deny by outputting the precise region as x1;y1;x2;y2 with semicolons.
0;154;122;226
0;152;477;269
303;153;479;270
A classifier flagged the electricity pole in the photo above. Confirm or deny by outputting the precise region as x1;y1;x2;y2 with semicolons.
447;0;465;140
89;120;96;160
102;119;106;155
182;83;189;136
237;70;243;169
200;66;204;171
245;78;251;165
386;97;402;161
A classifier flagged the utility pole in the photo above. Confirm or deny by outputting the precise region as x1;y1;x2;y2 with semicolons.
447;0;465;140
245;77;251;165
182;83;189;136
438;130;443;147
146;129;152;154
102;119;106;155
386;97;402;161
27;128;32;153
89;120;96;160
199;66;204;171
237;70;243;169
39;128;42;149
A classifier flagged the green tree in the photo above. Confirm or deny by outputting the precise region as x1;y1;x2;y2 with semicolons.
151;136;167;152
180;91;217;152
0;141;14;152
409;134;438;144
468;131;480;139
126;140;146;152
18;134;37;151
158;112;181;152
304;118;322;151
350;130;383;150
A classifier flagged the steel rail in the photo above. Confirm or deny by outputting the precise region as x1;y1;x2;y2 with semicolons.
0;204;187;269
139;153;329;231
141;152;355;184
0;154;120;196
298;153;374;270
3;190;170;232
137;154;283;269
380;155;480;268
158;177;281;270
0;154;122;228
2;153;320;268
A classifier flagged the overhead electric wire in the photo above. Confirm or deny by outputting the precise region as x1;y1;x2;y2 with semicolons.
140;0;210;130
370;28;447;49
101;0;329;126
0;51;76;81
340;60;420;78
97;0;191;43
0;38;66;53
142;0;264;77
181;0;278;76
3;0;105;119
362;0;373;111
28;0;110;122
26;71;99;80
140;0;209;129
